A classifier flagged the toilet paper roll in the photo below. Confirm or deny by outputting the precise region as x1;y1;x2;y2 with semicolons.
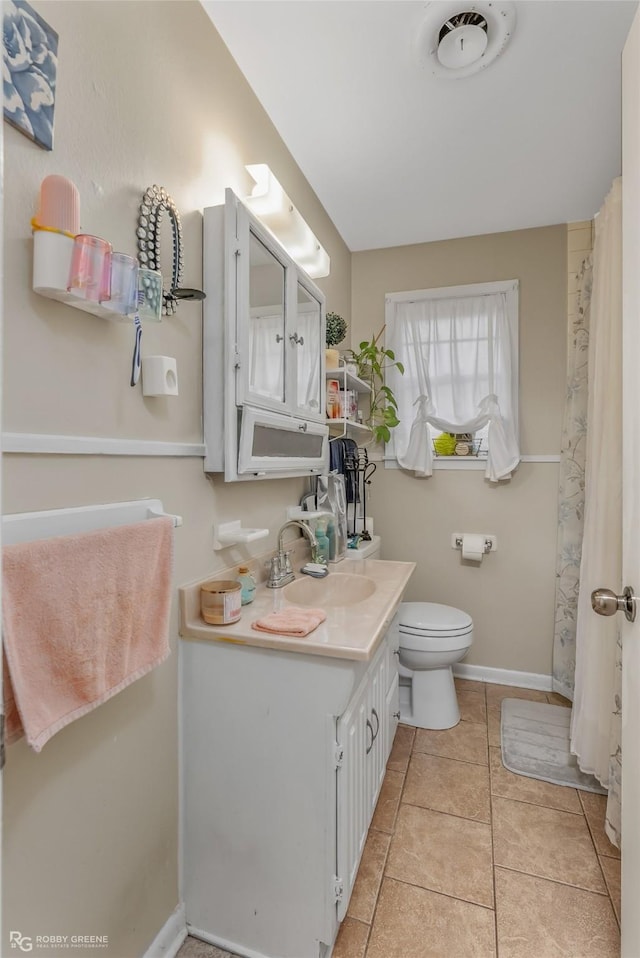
461;533;485;562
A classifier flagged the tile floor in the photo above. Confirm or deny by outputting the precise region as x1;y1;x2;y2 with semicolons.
177;679;621;958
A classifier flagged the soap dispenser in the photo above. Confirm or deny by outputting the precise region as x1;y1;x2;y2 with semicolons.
314;519;330;565
326;516;336;561
237;565;256;605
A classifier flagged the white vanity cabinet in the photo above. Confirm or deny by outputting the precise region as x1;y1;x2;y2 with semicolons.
203;190;329;481
181;625;400;958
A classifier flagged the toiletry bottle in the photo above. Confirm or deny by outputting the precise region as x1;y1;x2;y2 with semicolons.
315;519;330;564
237;565;256;605
326;517;336;561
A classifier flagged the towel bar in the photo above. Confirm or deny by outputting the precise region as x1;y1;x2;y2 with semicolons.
2;498;182;546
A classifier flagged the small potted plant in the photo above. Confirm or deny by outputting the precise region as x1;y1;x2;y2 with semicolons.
347;327;404;444
325;311;348;370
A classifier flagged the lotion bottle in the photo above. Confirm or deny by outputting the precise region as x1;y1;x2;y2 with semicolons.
237;565;256;605
314;519;330;565
326;517;336;561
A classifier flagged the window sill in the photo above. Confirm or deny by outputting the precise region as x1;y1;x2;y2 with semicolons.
384;457;487;470
384;454;560;471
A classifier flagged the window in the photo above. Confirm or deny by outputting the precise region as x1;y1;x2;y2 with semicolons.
385;280;519;481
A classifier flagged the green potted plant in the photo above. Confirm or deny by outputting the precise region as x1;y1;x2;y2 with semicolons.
347;327;404;444
325;311;347;370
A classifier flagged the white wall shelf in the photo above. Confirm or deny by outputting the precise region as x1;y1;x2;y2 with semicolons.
33;230;140;323
327;418;372;441
326;364;373;441
325;365;371;394
213;520;269;551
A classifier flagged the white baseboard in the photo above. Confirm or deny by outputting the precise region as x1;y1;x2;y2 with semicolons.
453;663;552;692
143;904;187;958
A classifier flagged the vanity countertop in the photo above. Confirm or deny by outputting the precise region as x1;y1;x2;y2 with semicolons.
179;558;415;661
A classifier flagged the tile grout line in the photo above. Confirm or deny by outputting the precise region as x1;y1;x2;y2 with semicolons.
486;683;501;958
362;734;413;957
577;789;621;928
493;861;611;897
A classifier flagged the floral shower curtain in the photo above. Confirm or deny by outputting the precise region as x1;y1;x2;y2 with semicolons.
552;256;592;700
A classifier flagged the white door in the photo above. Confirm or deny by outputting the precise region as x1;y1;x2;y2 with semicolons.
621;9;640;956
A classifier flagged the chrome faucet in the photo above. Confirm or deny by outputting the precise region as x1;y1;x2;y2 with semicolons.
267;520;323;588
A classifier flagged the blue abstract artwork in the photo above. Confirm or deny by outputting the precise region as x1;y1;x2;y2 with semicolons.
3;0;58;150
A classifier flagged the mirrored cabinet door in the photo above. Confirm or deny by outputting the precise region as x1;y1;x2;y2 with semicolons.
245;230;286;406
294;280;324;420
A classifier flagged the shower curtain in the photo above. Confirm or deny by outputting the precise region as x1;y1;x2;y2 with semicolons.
552;254;592;701
570;178;623;847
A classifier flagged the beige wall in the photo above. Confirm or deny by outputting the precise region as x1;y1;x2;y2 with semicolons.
352;226;567;675
2;3;351;956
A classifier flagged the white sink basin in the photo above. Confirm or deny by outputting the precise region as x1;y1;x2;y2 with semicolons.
284;573;376;608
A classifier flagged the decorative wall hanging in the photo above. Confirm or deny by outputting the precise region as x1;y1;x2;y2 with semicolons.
3;0;58;150
136;185;204;316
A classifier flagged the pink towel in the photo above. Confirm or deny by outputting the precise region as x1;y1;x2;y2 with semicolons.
2;517;174;752
252;606;326;637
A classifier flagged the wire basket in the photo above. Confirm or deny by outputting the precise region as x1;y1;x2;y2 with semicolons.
432;435;483;457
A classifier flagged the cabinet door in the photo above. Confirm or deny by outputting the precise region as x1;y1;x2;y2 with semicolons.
237;211;288;411
336;678;370;922
292;277;324;421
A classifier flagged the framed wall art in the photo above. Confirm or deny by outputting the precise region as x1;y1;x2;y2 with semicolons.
3;0;58;150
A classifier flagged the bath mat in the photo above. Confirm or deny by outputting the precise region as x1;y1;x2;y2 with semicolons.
500;698;607;794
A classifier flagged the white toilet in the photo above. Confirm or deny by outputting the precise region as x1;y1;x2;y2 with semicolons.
343;536;473;730
396;602;473;730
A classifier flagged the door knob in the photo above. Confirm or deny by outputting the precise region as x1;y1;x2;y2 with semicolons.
591;586;637;623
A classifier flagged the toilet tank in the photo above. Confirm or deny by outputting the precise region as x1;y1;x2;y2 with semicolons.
342;535;382;561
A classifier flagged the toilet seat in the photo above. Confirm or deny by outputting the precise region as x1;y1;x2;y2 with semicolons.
398;602;473;649
399;602;472;633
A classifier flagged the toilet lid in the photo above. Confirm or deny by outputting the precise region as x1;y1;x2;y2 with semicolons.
398;602;473;635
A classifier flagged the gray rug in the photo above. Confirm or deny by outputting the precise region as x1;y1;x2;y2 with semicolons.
500;698;607;794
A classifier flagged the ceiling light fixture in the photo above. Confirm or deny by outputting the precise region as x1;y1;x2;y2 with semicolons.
244;164;330;279
416;1;516;79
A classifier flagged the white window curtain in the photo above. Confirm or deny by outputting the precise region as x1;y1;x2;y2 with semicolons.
249;311;284;401
386;284;520;482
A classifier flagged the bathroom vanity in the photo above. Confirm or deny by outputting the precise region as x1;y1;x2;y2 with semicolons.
179;559;414;958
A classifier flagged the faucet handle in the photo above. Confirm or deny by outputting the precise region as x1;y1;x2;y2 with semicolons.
281;551;293;575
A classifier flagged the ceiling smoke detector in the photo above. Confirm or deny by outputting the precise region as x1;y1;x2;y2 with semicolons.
416;1;516;79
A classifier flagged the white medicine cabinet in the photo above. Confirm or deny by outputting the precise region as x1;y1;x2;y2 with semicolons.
203;189;329;481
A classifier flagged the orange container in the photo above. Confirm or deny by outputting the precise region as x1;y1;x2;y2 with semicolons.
201;579;242;625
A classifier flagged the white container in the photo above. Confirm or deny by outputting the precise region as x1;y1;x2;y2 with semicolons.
343;535;381;560
141;355;179;396
32;229;75;299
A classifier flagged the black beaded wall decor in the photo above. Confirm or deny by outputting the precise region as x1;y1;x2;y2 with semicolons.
136;185;184;316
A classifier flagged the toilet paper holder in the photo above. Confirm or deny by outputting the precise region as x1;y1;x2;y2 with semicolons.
452;534;497;554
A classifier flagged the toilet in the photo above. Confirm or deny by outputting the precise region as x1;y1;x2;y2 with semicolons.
396;602;473;730
343;535;473;730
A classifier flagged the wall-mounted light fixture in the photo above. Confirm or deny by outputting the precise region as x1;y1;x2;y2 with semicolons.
244;164;330;279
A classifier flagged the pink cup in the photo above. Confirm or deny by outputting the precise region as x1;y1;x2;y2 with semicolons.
67;234;112;302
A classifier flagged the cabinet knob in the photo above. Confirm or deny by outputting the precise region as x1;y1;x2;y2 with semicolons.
393;711;401;719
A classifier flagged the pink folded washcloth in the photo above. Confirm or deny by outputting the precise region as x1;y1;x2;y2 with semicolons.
252;606;326;637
